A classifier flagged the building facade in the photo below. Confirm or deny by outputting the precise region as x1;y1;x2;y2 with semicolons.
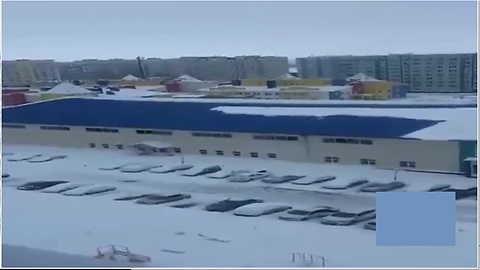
57;56;289;81
2;60;62;87
2;98;476;175
296;53;478;92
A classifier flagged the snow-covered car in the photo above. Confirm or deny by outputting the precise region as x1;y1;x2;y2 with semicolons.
136;193;191;205
291;175;336;185
28;155;67;163
149;164;194;174
42;183;91;193
233;203;292;217
322;178;369;190
278;206;339;221
228;171;271;183
181;165;222;177
206;170;250;179
359;181;406;192
320;209;376;226
444;187;477;200
2;173;10;178
170;202;199;209
120;164;163;173
364;221;376;231
99;162;142;171
8;154;42;162
427;184;451;192
62;185;117;196
262;175;305;184
17;181;68;191
205;199;264;212
114;193;155;201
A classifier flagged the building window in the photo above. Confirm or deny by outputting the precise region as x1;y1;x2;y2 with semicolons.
102;143;109;149
199;149;207;155
360;139;373;145
136;129;172;135
360;159;376;165
86;127;119;133
233;151;241;157
325;156;339;163
40;126;70;131
253;135;298;141
215;150;224;156
250;152;259;158
400;161;416;168
3;124;26;129
267;153;277;159
89;143;96;148
174;147;181;153
116;144;124;150
192;132;232;138
347;139;359;144
335;138;347;143
322;138;335;143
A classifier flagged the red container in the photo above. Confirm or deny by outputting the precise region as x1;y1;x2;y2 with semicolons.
350;82;364;94
165;82;181;92
3;93;27;106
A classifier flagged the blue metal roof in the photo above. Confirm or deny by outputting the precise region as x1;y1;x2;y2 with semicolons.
2;98;442;139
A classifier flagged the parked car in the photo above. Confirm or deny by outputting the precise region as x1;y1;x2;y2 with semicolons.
322;179;369;190
28;155;67;163
120;164;163;173
364;221;376;231
170;202;199;209
136;194;191;205
2;173;10;178
233;203;292;217
99;162;142;171
205;199;264;212
279;206;339;221
427;184;451;192
262;175;306;184
228;171;271;183
8;154;42;162
17;181;68;191
207;170;250;179
62;185;117;196
444;187;477;200
359;181;406;192
42;183;90;193
114;194;155;201
181;166;222;177
149;164;194;174
291;175;336;185
320;209;376;226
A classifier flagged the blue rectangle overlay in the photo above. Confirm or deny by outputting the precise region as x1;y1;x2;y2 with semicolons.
376;192;456;246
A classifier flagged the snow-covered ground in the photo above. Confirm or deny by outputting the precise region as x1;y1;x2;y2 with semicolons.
3;144;478;267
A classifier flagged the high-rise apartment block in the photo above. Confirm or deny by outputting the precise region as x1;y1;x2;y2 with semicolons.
296;53;478;92
2;59;62;87
57;56;289;81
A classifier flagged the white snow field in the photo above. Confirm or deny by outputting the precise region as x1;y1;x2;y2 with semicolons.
3;144;478;267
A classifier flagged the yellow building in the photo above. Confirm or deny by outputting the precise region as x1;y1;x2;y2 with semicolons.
362;81;392;100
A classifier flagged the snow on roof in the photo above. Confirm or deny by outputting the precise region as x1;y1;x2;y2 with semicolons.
122;74;142;81
175;75;202;82
3;144;477;267
276;73;300;80
47;82;91;94
347;73;381;82
211;106;477;141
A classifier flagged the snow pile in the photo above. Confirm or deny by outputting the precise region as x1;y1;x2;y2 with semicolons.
122;74;142;81
175;75;202;82
47;82;92;95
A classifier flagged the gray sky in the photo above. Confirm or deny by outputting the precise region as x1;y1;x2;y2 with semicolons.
3;1;478;61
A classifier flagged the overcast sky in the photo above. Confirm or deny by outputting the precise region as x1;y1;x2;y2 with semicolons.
3;1;477;61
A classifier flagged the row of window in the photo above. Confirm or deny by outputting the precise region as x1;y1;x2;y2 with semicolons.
322;138;373;145
136;129;172;136
192;132;232;138
253;135;298;141
324;156;416;168
87;143;182;153
85;127;119;133
199;149;277;159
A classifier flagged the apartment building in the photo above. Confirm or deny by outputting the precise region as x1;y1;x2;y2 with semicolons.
2;60;62;87
296;53;478;92
58;56;289;81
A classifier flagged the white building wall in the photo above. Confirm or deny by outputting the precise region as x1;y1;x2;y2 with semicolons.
3;125;460;172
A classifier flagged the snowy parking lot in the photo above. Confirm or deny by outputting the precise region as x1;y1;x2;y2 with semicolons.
2;144;478;267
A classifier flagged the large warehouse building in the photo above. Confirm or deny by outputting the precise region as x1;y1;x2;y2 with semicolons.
2;97;477;177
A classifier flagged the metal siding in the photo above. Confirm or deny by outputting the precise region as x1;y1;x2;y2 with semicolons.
3;98;443;139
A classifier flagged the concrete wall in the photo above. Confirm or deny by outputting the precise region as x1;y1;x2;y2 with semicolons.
3;125;461;172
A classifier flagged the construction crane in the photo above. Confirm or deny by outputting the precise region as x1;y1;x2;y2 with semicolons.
136;56;146;79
